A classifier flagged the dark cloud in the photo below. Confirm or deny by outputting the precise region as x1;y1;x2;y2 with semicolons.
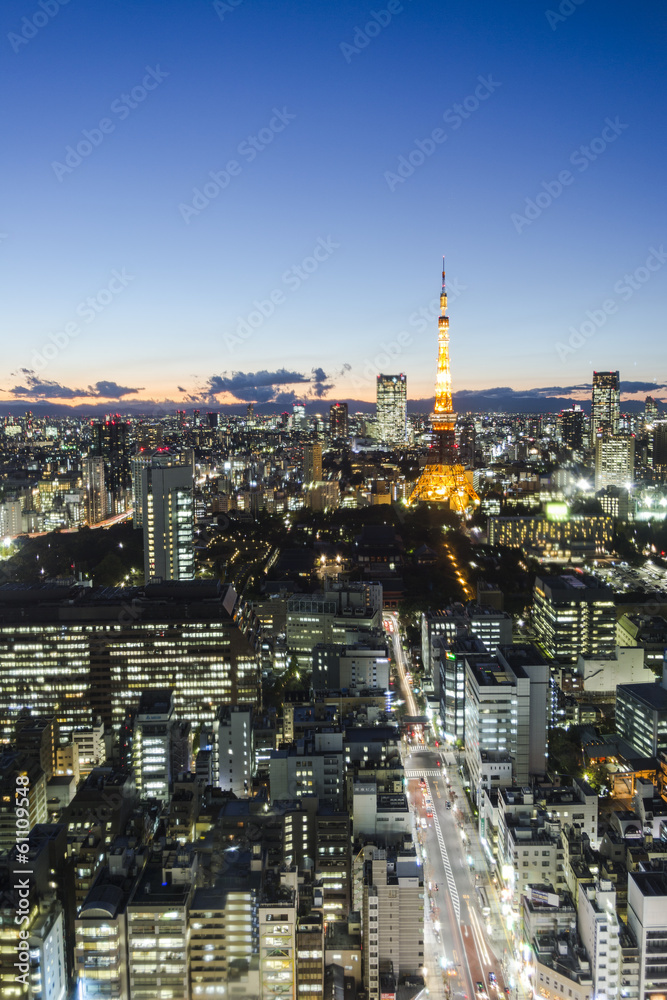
8;373;143;400
195;368;334;404
620;381;667;393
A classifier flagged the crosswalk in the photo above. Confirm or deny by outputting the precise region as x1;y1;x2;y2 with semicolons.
427;777;460;922
404;769;444;778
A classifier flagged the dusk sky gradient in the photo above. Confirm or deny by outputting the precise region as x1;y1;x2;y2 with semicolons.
2;0;666;410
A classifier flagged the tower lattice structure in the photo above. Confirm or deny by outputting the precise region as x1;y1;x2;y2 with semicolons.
408;261;480;512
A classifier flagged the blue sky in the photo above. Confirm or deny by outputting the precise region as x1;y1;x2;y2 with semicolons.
1;0;665;409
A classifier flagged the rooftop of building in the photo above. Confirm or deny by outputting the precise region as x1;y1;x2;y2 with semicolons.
630;870;667;897
617;681;667;710
535;572;614;597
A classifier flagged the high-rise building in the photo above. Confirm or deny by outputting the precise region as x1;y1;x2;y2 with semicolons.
362;847;424;997
376;373;406;445
591;371;620;444
91;417;131;513
130;452;150;528
409;261;479;510
142;460;194;583
132;689;176;801
207;410;219;429
211;704;254;796
329;402;349;439
303;442;323;484
644;395;659;427
82;456;107;525
650;419;667;481
627;871;667;1000
0;498;22;539
292;401;306;429
0;581;260;734
532;572;616;662
464;643;550;796
594;433;635;490
559;405;585;450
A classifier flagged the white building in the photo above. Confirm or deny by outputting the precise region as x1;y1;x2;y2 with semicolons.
465;643;550;799
577;879;622;1000
627;870;667;1000
213;704;253;796
595;434;635;491
361;847;424;998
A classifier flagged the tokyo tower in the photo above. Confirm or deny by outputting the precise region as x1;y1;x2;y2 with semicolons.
408;259;480;512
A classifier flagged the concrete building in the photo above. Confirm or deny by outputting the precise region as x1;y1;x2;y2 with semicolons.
616;679;667;757
132;689;177;801
0;581;259;735
259;877;297;1000
488;514;614;558
214;704;254;796
82;456;107;525
617;614;667;671
312;642;390;690
465;644;550;799
533;573;616;662
591;371;620;444
269;735;345;809
627;870;667;1000
361;847;424;998
0;498;23;539
595;434;635;491
142;460;194;583
303;443;323;484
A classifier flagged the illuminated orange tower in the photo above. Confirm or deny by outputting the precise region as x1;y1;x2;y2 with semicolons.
408;259;480;512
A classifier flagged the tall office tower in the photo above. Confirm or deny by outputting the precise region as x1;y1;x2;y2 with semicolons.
91;417;131;514
559;405;585;450
645;395;659;425
132;689;175;801
193;408;201;427
594;433;635;490
409;260;480;510
649;419;667;483
82;456;108;525
329;401;349;439
130;452;151;528
376;373;407;445
142;461;194;583
207;410;219;429
590;370;620;444
134;422;163;451
293;400;307;429
303;442;323;484
176;409;186;428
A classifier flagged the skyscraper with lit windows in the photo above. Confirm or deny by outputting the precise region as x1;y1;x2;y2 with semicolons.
591;371;620;445
142;460;194;584
376;374;407;445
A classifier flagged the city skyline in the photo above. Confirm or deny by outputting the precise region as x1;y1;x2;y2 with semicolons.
2;0;666;410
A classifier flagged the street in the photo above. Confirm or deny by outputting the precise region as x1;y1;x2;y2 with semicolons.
386;613;513;1000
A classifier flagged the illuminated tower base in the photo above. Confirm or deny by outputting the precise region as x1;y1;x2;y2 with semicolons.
408;260;480;513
